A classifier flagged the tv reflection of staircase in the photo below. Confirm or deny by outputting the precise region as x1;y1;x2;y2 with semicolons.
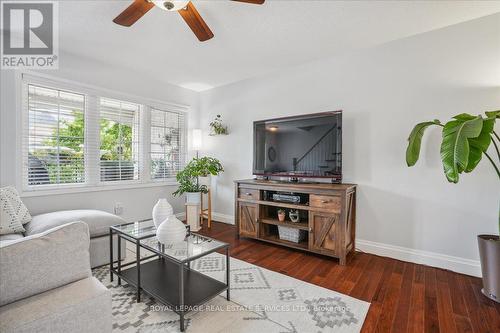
292;125;341;176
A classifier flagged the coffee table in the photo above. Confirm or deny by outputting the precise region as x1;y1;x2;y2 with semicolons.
109;219;230;332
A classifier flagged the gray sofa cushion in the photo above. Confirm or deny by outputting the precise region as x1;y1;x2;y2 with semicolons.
0;233;24;243
0;277;111;333
25;209;126;238
0;222;91;306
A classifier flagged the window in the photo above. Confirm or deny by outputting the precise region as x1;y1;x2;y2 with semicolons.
26;84;86;187
150;108;186;180
99;98;141;182
21;75;188;192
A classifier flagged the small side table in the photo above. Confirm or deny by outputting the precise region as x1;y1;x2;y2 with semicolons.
200;189;212;228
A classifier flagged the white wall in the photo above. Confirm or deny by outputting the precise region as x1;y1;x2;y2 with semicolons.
198;14;500;276
0;51;200;221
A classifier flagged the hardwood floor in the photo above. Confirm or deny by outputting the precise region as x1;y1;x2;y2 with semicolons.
198;221;500;333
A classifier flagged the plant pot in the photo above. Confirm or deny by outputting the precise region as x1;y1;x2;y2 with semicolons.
478;234;500;303
278;212;285;222
199;176;210;187
185;192;201;205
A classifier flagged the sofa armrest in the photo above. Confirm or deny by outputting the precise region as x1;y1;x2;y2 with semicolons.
0;221;91;306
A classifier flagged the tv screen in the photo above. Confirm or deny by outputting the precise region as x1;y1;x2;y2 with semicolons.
253;111;342;180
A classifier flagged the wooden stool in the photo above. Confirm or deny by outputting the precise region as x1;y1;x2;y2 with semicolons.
199;189;212;228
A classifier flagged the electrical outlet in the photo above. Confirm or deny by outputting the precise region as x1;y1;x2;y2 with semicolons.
114;202;123;215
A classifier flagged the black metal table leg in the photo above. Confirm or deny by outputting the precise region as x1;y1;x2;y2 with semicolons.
136;240;141;302
117;234;122;285
226;247;230;301
109;229;114;283
179;264;185;331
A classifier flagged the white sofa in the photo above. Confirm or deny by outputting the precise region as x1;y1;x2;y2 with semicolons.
0;222;112;332
0;209;126;268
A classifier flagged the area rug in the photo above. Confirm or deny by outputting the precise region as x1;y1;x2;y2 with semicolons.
93;253;370;332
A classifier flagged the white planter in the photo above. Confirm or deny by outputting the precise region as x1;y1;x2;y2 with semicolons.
152;198;173;229
199;176;210;186
156;215;187;244
185;192;201;205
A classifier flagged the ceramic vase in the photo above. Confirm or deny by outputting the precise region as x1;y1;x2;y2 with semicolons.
156;215;187;244
152;198;173;229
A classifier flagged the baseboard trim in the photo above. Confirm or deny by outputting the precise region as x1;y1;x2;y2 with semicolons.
211;212;235;225
356;239;481;277
175;211;235;225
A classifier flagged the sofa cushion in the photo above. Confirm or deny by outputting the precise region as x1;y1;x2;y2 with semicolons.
0;222;91;306
25;209;125;238
0;187;31;235
0;233;24;243
0;277;111;333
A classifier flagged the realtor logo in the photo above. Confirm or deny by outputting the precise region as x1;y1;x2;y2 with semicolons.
1;1;59;69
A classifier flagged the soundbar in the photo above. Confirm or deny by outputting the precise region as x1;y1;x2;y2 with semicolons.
272;193;302;203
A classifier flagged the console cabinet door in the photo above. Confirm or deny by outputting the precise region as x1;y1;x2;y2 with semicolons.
309;211;339;254
238;202;258;238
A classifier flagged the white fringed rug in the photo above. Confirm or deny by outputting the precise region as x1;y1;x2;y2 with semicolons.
93;253;370;333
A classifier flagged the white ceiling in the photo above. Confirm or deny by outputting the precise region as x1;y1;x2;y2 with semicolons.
58;0;500;91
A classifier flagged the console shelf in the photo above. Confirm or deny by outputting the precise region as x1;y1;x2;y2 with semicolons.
236;199;311;211
259;218;309;231
234;179;357;265
260;234;309;251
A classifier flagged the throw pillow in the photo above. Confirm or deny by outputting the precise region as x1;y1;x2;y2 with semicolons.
0;186;32;235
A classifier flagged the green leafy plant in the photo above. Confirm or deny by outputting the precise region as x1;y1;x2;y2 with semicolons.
173;157;224;196
406;110;499;233
277;209;286;215
209;114;228;135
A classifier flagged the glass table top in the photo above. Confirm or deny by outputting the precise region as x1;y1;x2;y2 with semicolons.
111;219;228;263
111;219;158;240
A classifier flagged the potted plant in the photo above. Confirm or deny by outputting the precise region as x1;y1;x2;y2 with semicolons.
406;110;499;303
209;114;228;135
173;157;224;204
277;209;286;222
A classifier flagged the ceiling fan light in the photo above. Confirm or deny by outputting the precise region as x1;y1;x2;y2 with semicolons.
152;0;190;11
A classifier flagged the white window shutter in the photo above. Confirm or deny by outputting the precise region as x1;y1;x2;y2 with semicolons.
99;98;141;183
150;107;187;180
24;84;86;189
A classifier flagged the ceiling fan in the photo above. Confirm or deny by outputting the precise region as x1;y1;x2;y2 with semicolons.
113;0;265;42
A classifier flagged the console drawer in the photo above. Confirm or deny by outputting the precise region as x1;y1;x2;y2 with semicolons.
238;188;259;200
310;194;341;212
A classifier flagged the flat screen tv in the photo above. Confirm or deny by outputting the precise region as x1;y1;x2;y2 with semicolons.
253;111;342;181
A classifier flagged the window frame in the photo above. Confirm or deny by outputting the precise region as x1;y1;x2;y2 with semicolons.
149;107;187;182
19;73;189;196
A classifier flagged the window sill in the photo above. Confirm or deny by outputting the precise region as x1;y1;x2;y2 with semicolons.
20;181;179;198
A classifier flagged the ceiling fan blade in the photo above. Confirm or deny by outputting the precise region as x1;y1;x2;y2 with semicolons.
113;0;154;27
178;2;214;42
232;0;265;4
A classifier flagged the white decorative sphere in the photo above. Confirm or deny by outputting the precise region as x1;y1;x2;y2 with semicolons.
152;198;173;229
156;215;187;244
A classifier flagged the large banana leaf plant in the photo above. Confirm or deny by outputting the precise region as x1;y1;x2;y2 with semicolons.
406;110;499;234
